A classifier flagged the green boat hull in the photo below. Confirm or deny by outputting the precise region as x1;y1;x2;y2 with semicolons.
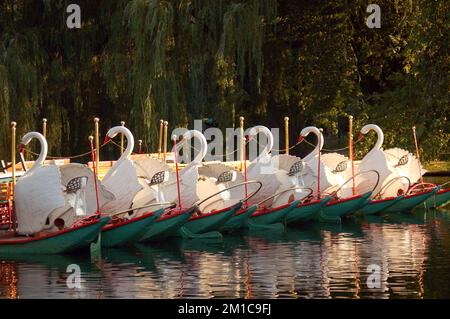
181;202;242;235
220;205;257;233
383;187;440;213
101;209;164;248
319;192;372;220
286;197;332;225
424;188;450;208
250;200;300;225
359;195;405;215
139;208;193;242
0;217;110;255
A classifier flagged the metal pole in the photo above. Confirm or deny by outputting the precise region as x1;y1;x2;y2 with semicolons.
94;117;100;172
10;122;16;190
158;119;163;159
42;118;47;138
412;126;424;183
349;115;355;195
163;121;168;162
284;116;289;154
138;139;142;154
120;121;125;155
240;116;244;170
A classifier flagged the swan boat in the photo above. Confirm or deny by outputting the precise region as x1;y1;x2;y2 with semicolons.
0;132;110;255
94;126;179;247
137;130;249;241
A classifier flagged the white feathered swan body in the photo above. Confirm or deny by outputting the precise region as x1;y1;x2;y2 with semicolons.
15;132;113;235
357;124;410;198
246;126;308;207
298;126;339;196
101;126;143;214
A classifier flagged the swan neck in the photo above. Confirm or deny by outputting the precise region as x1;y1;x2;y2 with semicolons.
252;127;274;163
26;133;47;175
184;131;207;170
118;128;134;162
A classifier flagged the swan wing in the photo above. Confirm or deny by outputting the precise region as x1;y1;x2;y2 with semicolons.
15;166;66;235
134;157;175;181
199;162;246;200
320;153;349;172
59;163;114;215
247;162;281;206
384;148;426;183
101;159;143;214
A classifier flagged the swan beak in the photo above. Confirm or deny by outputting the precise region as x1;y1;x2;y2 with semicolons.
357;132;363;140
298;135;304;143
104;136;111;144
18;144;25;153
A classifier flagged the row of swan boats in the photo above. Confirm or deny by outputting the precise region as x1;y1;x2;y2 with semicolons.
0;123;448;255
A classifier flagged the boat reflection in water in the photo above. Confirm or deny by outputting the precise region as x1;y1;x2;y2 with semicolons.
1;207;450;298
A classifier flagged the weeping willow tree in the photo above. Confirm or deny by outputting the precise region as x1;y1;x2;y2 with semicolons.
0;0;447;162
104;0;277;150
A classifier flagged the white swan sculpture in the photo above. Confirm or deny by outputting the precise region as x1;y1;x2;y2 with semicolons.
101;126;143;214
298;126;337;196
357;124;396;196
15;132;112;235
246;126;308;207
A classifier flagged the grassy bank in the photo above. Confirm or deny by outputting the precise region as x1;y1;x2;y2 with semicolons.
425;161;450;172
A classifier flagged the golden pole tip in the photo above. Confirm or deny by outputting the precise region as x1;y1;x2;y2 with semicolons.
120;121;125;126
164;121;168;126
42;118;47;123
160;119;164;124
11;121;16;127
88;136;94;142
349;115;353;119
239;116;244;121
94;117;99;123
284;116;289;121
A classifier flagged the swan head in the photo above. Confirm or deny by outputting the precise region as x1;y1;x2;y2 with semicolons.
248;126;271;139
359;124;381;140
19;132;45;153
104;126;132;144
298;126;320;143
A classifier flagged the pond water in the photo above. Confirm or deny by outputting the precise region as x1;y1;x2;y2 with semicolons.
1;205;450;299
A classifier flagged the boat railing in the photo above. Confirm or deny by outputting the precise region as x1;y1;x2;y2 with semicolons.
331;170;380;198
0;182;14;231
375;176;411;199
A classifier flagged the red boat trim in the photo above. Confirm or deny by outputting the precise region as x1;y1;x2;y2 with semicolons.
297;199;322;207
436;188;450;195
235;207;250;216
326;194;363;207
189;205;236;221
157;208;187;222
0;218;102;246
102;212;153;232
369;197;397;204
405;188;436;199
252;202;291;217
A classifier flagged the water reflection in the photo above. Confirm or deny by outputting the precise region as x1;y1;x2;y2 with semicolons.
1;208;450;299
